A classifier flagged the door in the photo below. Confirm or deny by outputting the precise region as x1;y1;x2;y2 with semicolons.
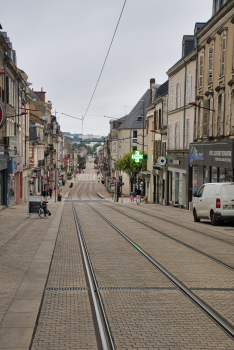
195;185;205;216
174;175;179;205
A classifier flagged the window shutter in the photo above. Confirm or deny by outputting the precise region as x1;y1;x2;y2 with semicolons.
187;75;192;105
215;96;218;136
203;102;208;138
170;86;173;111
174;122;176;150
199;103;203;138
186;118;190;149
169;123;172;150
175;84;178;109
178;82;181;109
199;54;204;88
220;36;226;77
209;98;213;137
176;121;180;150
227;91;231;135
208;45;214;83
220;93;224;136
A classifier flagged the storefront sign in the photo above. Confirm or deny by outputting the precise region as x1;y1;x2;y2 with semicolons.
7;156;22;174
31;172;37;178
9;136;18;148
0;101;6;129
132;151;143;163
189;142;234;168
28;196;42;215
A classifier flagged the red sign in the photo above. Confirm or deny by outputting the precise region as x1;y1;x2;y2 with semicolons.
0;101;6;129
59;176;62;180
49;171;53;175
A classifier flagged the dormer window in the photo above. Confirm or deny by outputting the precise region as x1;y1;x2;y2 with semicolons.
136;116;143;122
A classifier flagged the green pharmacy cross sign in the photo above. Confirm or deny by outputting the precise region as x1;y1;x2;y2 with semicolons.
132;151;143;163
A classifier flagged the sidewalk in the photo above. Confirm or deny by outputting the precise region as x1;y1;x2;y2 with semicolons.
45;177;75;202
0;201;64;349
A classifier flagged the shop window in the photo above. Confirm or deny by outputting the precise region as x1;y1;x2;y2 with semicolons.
203;166;210;183
192;165;199;196
212;167;218;183
219;168;233;182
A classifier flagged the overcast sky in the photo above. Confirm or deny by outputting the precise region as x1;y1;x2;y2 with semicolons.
1;0;212;136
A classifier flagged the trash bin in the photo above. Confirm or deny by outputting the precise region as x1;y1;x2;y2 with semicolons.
58;194;62;201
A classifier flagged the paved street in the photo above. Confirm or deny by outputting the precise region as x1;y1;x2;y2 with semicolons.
0;159;234;349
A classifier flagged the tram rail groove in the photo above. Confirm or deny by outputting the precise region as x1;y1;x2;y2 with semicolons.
121;204;234;247
101;204;234;271
87;203;234;341
70;184;116;350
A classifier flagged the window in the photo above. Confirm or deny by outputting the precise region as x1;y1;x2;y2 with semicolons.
175;82;181;109
217;93;225;136
220;34;226;77
185;118;190;150
203;166;210;183
168;123;172;150
209;98;214;137
208;43;214;83
176;121;180;150
203;100;209;138
199;51;204;88
158;109;162;129
170;85;173;111
187;75;192;105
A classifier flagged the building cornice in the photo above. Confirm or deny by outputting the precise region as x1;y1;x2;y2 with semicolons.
196;0;234;41
167;50;196;77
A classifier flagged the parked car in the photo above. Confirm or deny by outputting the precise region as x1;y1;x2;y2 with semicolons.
193;182;234;225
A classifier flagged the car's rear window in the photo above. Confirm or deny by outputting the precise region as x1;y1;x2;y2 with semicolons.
221;184;234;197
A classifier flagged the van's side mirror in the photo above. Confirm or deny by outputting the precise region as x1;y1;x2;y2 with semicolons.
194;192;198;197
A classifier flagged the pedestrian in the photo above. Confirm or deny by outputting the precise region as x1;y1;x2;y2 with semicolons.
130;191;134;202
135;187;142;205
49;188;52;199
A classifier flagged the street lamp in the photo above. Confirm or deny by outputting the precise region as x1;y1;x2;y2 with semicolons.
189;102;215;112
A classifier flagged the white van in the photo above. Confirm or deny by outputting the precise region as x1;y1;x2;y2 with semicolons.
193;182;234;225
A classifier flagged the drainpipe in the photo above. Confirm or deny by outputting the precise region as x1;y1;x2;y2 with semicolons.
183;58;187;150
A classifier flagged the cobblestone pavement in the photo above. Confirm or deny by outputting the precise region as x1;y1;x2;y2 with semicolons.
76;202;234;348
94;203;234;329
0;201;63;349
31;203;98;350
1;159;234;349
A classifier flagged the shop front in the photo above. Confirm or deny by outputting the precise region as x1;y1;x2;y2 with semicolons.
7;156;23;206
189;141;234;198
167;156;189;209
0;146;7;207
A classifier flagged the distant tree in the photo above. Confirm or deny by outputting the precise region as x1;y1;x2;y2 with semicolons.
114;152;146;176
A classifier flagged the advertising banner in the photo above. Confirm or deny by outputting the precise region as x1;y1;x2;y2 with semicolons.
28;196;42;216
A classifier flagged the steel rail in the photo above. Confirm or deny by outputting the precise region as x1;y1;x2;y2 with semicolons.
123;205;234;247
102;205;234;271
87;203;234;341
70;182;116;350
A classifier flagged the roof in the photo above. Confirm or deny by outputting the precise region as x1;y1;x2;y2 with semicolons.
154;81;168;100
194;22;206;34
118;89;150;130
29;88;41;101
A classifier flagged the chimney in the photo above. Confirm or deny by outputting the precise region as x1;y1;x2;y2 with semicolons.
150;78;155;102
32;88;34;91
34;88;46;102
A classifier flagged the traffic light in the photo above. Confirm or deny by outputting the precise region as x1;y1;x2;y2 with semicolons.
30;181;33;185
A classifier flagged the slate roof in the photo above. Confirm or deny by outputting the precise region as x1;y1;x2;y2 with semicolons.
182;35;195;57
118;89;150;130
154;81;168;100
29;88;41;101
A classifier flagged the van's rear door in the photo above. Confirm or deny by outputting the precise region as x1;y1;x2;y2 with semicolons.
221;184;234;216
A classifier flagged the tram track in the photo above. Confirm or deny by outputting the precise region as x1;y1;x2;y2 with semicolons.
99;204;234;271
121;204;234;246
70;171;234;344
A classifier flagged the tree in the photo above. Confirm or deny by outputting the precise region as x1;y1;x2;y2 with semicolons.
114;152;146;176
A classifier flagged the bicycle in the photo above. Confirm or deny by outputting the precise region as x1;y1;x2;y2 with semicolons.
39;201;51;218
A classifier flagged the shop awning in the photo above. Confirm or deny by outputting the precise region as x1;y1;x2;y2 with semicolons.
141;171;151;176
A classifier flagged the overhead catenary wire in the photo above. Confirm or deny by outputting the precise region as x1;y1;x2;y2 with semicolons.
83;0;127;122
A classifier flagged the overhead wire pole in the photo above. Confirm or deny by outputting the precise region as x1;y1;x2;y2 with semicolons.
82;0;127;124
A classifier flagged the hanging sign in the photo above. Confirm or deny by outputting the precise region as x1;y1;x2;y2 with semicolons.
0;101;6;129
131;151;143;163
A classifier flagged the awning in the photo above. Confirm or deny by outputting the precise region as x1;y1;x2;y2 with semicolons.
141;171;151;176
